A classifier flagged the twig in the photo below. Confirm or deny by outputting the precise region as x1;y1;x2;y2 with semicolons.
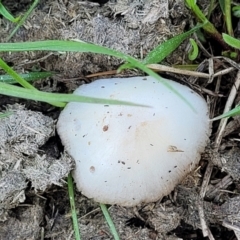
198;70;240;239
86;63;235;81
146;64;209;78
222;221;240;240
214;70;240;146
7;0;39;41
213;67;235;78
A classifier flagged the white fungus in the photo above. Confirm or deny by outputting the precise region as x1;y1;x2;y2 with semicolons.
57;76;210;206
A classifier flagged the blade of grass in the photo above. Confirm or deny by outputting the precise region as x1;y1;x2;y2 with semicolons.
0;2;20;22
0;82;149;107
0;57;36;89
0;112;12;118
211;105;240;121
207;0;216;20
188;38;199;60
232;6;240;18
0;57;65;107
7;0;39;41
100;204;120;240
118;24;203;71
0;40;196;111
220;0;233;36
0;71;54;84
223;33;240;49
68;173;81;240
142;25;202;65
218;0;225;14
185;0;229;49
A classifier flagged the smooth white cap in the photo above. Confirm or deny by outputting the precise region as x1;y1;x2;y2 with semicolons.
57;76;210;206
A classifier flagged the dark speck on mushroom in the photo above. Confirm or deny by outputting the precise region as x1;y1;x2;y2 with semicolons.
103;125;109;131
90;166;95;173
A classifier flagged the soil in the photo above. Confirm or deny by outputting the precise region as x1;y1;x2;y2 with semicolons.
0;0;240;239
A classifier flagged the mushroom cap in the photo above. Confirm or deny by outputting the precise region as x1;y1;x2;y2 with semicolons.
57;76;210;206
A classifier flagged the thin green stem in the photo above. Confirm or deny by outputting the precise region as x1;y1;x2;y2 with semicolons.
68;174;81;240
225;0;233;36
0;40;197;111
0;57;65;107
0;58;36;89
0;2;20;22
185;0;229;49
100;204;120;240
207;0;215;19
7;0;39;41
0;71;54;84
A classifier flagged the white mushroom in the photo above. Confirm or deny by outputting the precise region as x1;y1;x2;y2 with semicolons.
57;76;210;206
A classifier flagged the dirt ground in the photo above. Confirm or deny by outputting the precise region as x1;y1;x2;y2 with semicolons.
0;0;240;239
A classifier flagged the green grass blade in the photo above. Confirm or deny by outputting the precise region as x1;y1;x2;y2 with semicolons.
142;25;202;65
218;0;225;14
224;0;233;36
211;105;240;121
0;112;12;118
0;71;54;84
118;24;202;71
223;33;240;49
68;174;81;240
185;0;229;49
0;2;20;22
100;204;120;240
232;6;240;18
0;40;196;111
7;0;39;41
218;0;234;35
188;38;199;60
0;82;148;107
0;57;65;107
0;57;35;89
207;0;215;19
